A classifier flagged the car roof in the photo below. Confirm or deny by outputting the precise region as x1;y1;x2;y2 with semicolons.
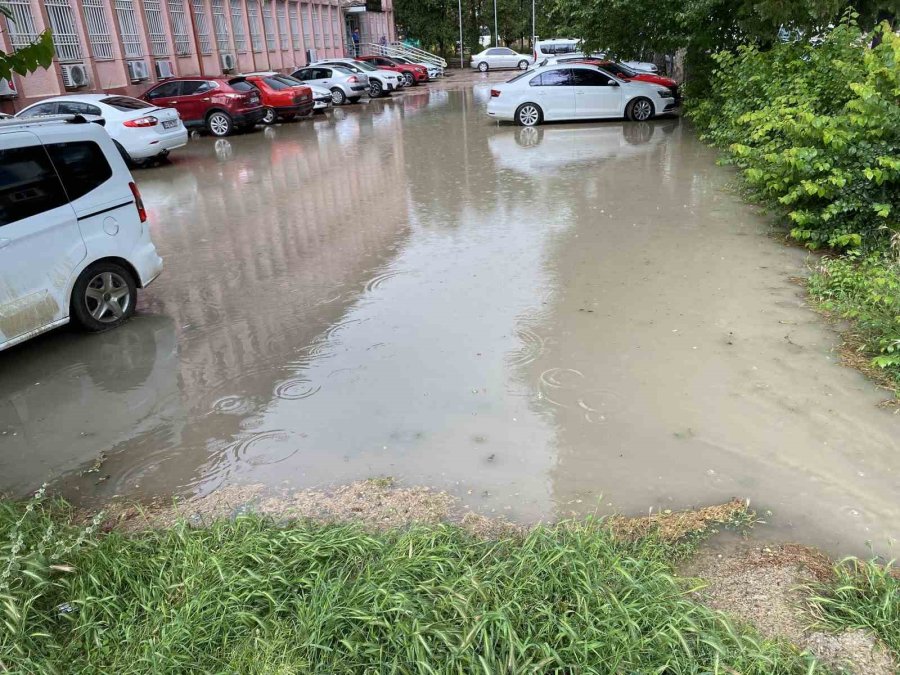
22;93;112;105
0;114;109;136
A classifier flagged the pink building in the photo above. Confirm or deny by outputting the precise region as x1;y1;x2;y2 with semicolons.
0;0;396;111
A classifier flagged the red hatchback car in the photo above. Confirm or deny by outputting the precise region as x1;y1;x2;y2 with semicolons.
356;55;428;87
140;76;265;137
578;59;679;99
244;73;314;124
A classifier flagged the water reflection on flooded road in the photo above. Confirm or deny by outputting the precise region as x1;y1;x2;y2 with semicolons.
1;84;898;557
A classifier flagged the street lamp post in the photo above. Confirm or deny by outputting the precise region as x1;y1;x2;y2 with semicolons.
494;0;498;46
458;0;464;69
532;0;536;49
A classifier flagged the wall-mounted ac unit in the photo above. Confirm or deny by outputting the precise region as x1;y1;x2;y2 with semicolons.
61;64;91;89
0;78;17;98
127;60;150;82
221;53;236;72
305;48;317;64
155;59;175;79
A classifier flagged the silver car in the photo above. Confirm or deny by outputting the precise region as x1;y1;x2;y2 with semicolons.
470;47;534;72
290;65;369;105
314;59;404;98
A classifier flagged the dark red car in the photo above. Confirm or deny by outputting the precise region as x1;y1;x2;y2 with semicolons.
140;76;265;137
244;73;314;124
356;55;428;87
577;59;679;99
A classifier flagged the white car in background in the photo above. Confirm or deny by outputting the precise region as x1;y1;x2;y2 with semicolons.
535;53;659;75
486;63;676;126
313;59;403;98
16;94;187;166
471;47;534;72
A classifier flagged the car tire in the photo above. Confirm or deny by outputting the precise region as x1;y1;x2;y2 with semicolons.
280;113;296;122
517;60;529;70
626;97;654;122
206;110;233;137
402;72;414;87
515;102;542;127
369;80;383;98
331;87;346;105
70;262;137;333
478;61;489;72
262;107;277;124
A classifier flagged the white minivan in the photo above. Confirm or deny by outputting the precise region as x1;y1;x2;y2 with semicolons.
0;115;163;352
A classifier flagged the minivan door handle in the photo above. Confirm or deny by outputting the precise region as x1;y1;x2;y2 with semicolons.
0;238;11;250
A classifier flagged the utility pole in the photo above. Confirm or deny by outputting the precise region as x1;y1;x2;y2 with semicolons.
493;0;498;46
458;0;464;68
531;0;536;49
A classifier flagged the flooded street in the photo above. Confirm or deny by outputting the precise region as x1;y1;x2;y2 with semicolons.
2;75;898;557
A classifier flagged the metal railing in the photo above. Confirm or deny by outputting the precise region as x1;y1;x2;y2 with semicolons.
143;0;169;56
4;0;40;50
114;0;143;57
82;0;114;59
361;41;447;69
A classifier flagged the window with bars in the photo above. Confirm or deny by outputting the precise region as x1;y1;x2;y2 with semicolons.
143;0;169;55
276;0;288;50
4;0;40;50
247;0;262;52
261;0;275;50
167;0;191;54
210;0;230;51
191;0;212;53
45;0;83;61
310;3;320;48
330;5;340;50
287;2;299;49
229;0;246;52
82;0;113;59
114;0;143;57
300;2;309;45
321;3;329;48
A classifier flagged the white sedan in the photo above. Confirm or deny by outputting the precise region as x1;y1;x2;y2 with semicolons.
16;94;187;165
486;64;676;126
471;47;534;72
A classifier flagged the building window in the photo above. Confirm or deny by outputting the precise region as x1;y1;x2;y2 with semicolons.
4;0;40;51
287;1;299;50
247;0;262;52
142;0;168;55
211;0;230;51
229;0;245;52
261;0;275;50
276;0;288;50
300;2;310;47
45;0;83;61
81;0;114;59
330;5;339;49
310;3;319;48
114;0;143;57
191;0;212;54
167;0;192;55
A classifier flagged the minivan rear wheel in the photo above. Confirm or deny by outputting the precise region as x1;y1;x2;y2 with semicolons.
71;262;137;332
206;110;233;137
331;87;346;105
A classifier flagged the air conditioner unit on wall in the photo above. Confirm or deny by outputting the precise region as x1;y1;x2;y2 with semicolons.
306;48;317;64
221;53;236;72
155;59;175;79
0;78;17;98
60;64;90;89
127;60;150;82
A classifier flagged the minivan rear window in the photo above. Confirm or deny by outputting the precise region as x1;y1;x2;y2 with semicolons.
101;96;153;111
0;145;68;226
46;141;113;201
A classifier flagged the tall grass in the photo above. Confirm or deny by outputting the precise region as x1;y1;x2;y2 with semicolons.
0;499;821;673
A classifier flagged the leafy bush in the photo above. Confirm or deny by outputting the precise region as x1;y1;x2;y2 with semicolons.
691;18;900;251
807;253;900;385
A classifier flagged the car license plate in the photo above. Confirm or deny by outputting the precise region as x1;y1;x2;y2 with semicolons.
162;119;177;129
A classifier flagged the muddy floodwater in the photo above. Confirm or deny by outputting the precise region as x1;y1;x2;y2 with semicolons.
2;76;899;557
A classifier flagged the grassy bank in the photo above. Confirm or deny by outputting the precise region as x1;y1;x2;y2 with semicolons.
0;496;821;674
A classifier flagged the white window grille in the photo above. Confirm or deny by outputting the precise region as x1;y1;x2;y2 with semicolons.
276;0;288;50
321;3;329;48
4;0;40;50
229;0;245;52
45;0;83;61
167;0;191;54
191;0;211;54
310;3;319;48
287;1;299;49
210;0;229;51
82;0;113;59
143;0;169;55
114;0;143;57
246;0;262;52
330;5;339;50
261;0;274;50
300;2;309;44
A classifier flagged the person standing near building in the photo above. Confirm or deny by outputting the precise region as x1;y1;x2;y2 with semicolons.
352;28;361;56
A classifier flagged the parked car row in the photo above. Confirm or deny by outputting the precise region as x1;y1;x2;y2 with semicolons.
471;38;661;75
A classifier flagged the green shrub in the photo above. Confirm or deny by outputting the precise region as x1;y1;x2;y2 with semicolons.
691;18;900;251
807;253;900;386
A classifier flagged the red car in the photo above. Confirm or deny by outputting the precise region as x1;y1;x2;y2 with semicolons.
244;73;314;124
578;59;679;99
141;76;265;137
356;55;428;87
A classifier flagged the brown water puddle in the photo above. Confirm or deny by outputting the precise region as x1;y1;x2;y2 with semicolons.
1;81;898;558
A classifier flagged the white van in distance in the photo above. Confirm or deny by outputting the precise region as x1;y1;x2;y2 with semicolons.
0;115;163;351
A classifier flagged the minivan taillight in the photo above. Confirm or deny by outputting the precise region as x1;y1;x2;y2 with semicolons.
129;182;147;223
124;115;159;128
490;89;501;98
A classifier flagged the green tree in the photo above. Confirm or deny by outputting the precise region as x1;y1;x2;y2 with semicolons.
0;4;54;81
